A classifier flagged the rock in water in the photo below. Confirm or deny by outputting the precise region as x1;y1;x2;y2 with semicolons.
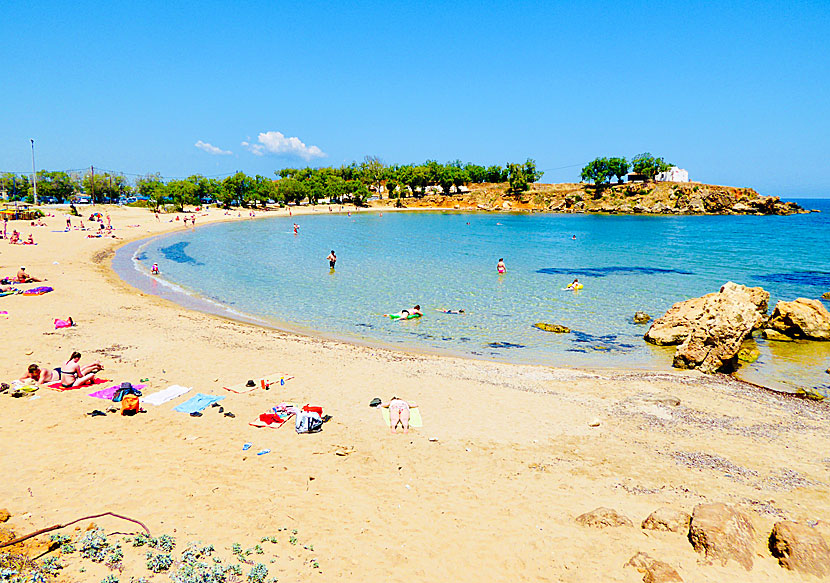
688;503;756;570
737;347;760;363
766;298;830;340
575;507;633;528
645;283;769;373
769;521;830;576
633;311;651;324
822;292;830;300
641;507;691;533
626;552;684;583
532;322;570;333
762;329;794;342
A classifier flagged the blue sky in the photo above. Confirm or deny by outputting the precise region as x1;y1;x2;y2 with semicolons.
1;0;828;196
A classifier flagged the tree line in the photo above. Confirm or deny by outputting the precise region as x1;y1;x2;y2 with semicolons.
1;157;544;209
580;153;672;185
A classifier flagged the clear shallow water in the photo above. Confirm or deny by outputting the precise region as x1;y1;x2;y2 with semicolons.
128;200;830;394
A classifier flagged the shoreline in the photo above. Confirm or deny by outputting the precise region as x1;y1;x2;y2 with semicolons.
2;204;829;582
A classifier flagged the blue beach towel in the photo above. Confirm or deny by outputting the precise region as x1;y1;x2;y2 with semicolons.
173;393;225;414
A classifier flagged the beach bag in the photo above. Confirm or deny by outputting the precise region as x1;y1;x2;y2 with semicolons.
121;394;140;416
295;411;323;434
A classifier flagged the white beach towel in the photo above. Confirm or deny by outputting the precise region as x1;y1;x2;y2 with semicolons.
143;385;193;406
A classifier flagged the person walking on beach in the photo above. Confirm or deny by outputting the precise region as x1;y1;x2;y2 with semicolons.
497;258;506;274
327;250;337;269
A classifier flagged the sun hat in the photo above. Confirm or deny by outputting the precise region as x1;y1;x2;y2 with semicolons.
246;379;256;387
369;397;382;407
120;381;133;390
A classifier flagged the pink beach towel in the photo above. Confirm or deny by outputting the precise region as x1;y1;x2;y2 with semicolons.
88;384;147;400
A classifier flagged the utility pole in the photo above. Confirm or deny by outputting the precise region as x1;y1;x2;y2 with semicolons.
30;139;38;205
90;165;95;203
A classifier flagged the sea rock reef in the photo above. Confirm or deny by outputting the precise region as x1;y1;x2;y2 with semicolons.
766;298;830;340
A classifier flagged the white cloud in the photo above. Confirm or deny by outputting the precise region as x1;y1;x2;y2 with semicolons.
242;131;326;161
195;140;232;155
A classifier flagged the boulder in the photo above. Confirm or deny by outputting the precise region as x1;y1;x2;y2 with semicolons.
0;508;9;523
652;201;670;214
822;292;830;300
633;311;651;324
737;347;760;363
645;283;770;373
575;507;633;528
731;202;752;213
762;329;794;342
533;322;570;333
573;201;586;211
626;552;683;583
618;204;633;213
549;200;566;211
642;507;691;533
769;521;830;576
633;203;649;213
767;298;830;340
688;503;756;570
688;195;704;212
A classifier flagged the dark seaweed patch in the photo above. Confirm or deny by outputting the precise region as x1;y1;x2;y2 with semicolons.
159;241;204;265
570;331;636;352
135;251;148;261
486;342;526;349
752;271;830;287
536;266;693;277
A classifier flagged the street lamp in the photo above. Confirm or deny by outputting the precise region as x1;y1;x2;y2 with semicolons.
30;139;38;205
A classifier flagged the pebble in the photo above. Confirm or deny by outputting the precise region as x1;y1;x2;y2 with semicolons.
588;418;601;427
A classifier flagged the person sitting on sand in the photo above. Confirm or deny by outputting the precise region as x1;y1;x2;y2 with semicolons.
381;397;418;434
16;267;42;283
25;234;34;245
566;278;580;290
9;231;20;244
497;258;506;274
20;364;60;385
58;351;103;388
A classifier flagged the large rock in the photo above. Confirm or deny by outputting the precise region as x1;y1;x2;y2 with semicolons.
731;202;752;213
642;507;691;533
769;521;830;576
688;195;704;212
645;283;770;373
575;507;633;528
688;503;756;570
626;552;683;583
0;508;9;523
767;298;830;340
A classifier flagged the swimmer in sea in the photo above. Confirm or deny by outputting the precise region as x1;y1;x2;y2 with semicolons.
327;250;337;269
566;278;580;290
497;258;506;274
151;263;160;275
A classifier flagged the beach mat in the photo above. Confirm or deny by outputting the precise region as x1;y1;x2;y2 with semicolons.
173;393;224;414
48;378;111;391
223;372;294;394
381;407;423;428
88;383;146;400
143;385;192;406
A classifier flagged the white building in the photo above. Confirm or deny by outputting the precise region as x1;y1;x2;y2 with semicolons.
656;166;689;182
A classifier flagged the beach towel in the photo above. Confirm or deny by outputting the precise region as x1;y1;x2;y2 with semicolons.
249;412;291;428
22;286;53;296
47;378;110;391
143;384;192;406
223;372;294;394
381;407;423;428
173;393;224;414
88;383;147;400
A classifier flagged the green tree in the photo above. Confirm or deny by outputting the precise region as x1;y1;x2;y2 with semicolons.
222;172;254;207
506;163;529;194
522;158;544;183
35;171;77;202
359;156;385;198
631;153;671;180
252;175;279;207
464;163;487;183
276;178;309;205
485;165;507;183
136;174;167;212
580;157;612;185
167;179;198;211
607;157;629;183
1;173;31;201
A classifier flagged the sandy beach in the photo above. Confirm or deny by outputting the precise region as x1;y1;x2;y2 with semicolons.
1;205;828;582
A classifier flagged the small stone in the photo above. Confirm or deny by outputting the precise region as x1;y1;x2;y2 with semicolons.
626;552;683;583
737;348;760;363
575;507;633;528
769;521;830;577
641;507;691;533
762;329;794;342
588;418;601;427
533;322;570;333
0;509;10;523
633;311;651;324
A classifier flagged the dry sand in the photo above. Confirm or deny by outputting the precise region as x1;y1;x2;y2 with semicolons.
1;205;828;582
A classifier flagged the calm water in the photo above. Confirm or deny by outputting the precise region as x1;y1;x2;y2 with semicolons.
126;200;830;395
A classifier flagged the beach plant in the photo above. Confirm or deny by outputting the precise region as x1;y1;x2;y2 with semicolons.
149;534;176;553
105;544;124;570
246;563;268;583
101;575;119;583
129;533;151;547
145;551;173;573
40;557;62;575
78;529;111;562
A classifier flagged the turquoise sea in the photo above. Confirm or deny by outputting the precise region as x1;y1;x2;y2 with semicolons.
118;200;830;396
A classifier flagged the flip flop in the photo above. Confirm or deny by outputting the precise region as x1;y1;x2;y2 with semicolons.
256;449;270;456
224;412;236;418
190;411;203;417
242;442;252;451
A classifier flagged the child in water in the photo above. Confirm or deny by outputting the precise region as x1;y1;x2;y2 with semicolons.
497;258;506;274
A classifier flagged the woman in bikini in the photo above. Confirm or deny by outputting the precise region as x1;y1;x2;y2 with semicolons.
58;351;103;388
20;364;59;385
381;397;417;434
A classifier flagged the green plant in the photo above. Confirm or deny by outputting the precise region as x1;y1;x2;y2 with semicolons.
79;529;111;562
145;552;173;573
101;575;119;583
247;563;268;583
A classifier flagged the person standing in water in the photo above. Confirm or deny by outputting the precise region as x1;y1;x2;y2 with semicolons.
497;258;506;274
327;250;337;269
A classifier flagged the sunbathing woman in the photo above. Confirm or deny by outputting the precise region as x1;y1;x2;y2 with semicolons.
381;397;417;434
58;351;103;388
20;364;59;385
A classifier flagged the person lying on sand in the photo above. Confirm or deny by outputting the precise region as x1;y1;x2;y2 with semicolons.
58;351;103;388
16;267;42;283
381;397;418;434
20;364;60;385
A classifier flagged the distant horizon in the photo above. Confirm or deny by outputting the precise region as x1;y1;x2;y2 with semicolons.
2;1;828;198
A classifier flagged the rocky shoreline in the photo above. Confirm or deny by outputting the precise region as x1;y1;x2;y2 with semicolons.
395;181;814;216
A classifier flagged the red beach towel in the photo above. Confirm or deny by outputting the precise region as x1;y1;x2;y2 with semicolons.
47;378;111;391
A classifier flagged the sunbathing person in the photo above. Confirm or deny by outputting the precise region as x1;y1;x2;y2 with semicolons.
58;351;103;388
16;267;42;283
20;364;60;385
381;397;417;434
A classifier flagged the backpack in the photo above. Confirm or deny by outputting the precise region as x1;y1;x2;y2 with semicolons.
121;394;140;416
295;411;323;434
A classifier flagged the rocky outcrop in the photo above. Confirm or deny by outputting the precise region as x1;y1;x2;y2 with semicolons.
642;507;691;533
633;311;651;324
769;521;830;576
626;552;683;583
822;292;830;300
688;503;756;570
731;202;753;213
766;298;830;340
645;283;769;373
575;507;633;528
